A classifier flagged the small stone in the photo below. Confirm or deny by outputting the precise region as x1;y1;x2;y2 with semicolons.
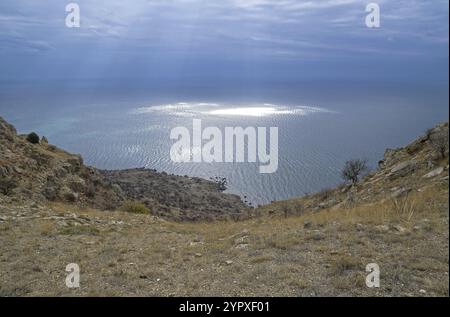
195;253;203;257
234;236;248;245
375;225;389;232
419;289;427;294
423;167;444;178
393;225;407;233
225;260;233;265
391;187;411;198
13;166;24;174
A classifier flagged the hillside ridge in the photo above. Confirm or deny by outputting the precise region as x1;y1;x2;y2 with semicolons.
0;117;448;296
0;116;250;221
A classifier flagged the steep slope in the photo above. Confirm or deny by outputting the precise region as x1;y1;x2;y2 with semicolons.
0;116;124;209
257;122;449;217
0;118;448;296
0;116;249;220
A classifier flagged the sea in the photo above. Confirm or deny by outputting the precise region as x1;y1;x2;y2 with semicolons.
0;79;448;205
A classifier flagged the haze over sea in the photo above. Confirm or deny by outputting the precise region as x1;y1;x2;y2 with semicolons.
0;79;448;205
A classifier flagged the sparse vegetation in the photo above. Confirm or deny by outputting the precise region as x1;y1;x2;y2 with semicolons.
120;201;150;214
59;224;100;236
331;255;360;274
316;188;334;201
85;183;96;198
391;193;416;223
63;191;77;203
0;177;17;195
0;116;448;296
39;221;55;236
210;176;228;191
341;159;368;184
284;203;294;218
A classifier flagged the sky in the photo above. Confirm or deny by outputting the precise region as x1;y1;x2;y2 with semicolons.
0;0;448;82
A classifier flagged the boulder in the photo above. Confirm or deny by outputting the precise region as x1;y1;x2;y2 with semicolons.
391;187;411;198
422;167;444;179
389;160;416;178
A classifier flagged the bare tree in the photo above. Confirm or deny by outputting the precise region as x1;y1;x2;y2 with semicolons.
210;176;227;191
341;159;368;185
430;131;449;159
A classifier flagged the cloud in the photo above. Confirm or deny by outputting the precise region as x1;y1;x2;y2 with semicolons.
0;0;447;80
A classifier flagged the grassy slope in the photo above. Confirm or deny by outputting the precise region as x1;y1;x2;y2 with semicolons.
0;180;448;296
0;122;448;296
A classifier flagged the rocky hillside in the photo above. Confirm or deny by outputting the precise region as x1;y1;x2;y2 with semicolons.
0;117;448;297
258;122;449;217
100;169;249;221
0;116;249;221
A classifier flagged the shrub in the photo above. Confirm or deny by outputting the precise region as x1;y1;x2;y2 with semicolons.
341;159;368;185
425;128;434;140
120;201;149;214
63;191;77;202
85;183;96;198
316;188;334;201
0;177;17;195
332;255;360;274
26;132;40;144
281;202;291;218
210;176;227;191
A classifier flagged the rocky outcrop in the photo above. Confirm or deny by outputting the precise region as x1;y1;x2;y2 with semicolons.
101;169;249;221
0;117;17;141
258;122;449;216
0;116;249;221
0;116;125;209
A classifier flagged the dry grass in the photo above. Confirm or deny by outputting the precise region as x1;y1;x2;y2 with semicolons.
298;185;446;228
38;220;55;236
59;225;100;236
0;181;448;297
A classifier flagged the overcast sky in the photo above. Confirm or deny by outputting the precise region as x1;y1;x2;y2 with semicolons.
0;0;448;81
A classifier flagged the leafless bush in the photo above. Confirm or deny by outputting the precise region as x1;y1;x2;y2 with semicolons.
210;176;227;191
341;159;368;185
